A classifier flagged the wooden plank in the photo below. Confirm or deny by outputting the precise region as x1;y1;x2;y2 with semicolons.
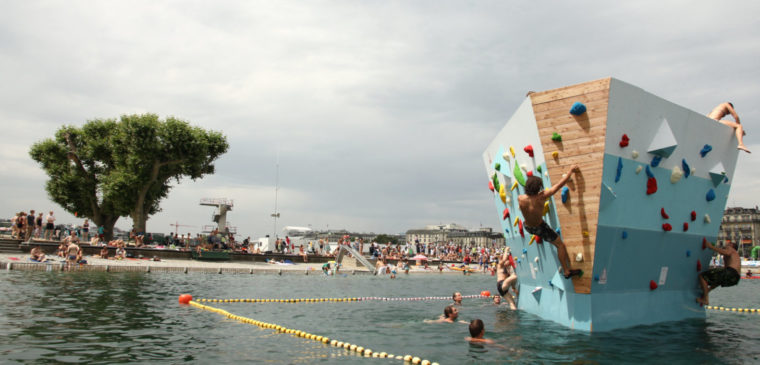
533;100;609;120
530;78;611;105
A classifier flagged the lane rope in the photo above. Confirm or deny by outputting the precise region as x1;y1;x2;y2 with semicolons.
704;305;760;313
195;294;483;303
188;300;439;365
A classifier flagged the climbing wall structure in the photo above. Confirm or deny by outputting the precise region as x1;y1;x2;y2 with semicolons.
482;78;739;331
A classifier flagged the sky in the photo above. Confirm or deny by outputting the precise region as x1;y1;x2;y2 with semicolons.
2;1;760;239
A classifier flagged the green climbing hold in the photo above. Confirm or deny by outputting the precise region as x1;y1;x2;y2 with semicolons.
513;162;526;186
495;163;501;171
492;173;501;193
537;165;543;173
552;132;562;142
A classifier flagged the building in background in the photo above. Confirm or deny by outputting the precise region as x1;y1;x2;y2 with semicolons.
405;223;504;248
718;207;760;258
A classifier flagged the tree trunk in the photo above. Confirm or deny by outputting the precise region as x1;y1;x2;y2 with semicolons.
131;209;147;234
91;215;119;241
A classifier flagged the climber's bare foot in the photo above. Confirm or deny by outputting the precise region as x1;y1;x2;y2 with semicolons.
738;145;751;153
696;296;708;306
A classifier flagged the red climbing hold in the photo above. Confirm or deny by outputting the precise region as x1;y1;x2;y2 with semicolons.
702;237;708;250
683;222;689;231
697;260;702;272
524;145;534;158
662;223;672;231
502;208;510;220
646;177;658;195
690;210;696;221
649;280;658;290
489;181;494;192
518;219;524;238
661;208;669;219
619;134;630;148
527;171;533;177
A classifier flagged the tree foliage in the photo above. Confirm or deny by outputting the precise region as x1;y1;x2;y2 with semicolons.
29;114;229;239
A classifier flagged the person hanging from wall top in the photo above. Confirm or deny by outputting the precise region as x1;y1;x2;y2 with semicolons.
518;164;582;279
707;102;750;153
697;240;740;306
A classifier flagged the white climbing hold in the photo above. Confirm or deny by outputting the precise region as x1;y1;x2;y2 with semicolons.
521;164;528;173
575;253;583;262
502;152;510;162
670;165;683;183
544;172;549;177
635;165;643;174
534;257;539;263
632;150;639;159
704;214;711;223
691;167;696;176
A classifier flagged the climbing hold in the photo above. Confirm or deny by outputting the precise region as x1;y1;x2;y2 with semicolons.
527;171;533;177
686;250;691;257
702;237;708;250
632;150;639;159
670;165;683;183
569;101;587;115
509;146;515;158
704;214;711;223
529;235;536;245
543;201;550;216
649;280;658;290
537;165;542;173
502;208;510;220
575;253;583;262
499;185;507;204
706;189;716;202
622;231;628;239
691;211;696;221
697;260;702;272
488;181;494;192
561;186;570;203
552;151;559;159
615;157;623;183
661;208;669;219
552;132;562;142
502;152;510;162
492;173;501;193
536;236;543;244
683;222;689;232
524;145;534;158
534;256;539;263
646;177;658;195
582;231;589;237
514;217;520;227
662;223;672;231
520;164;528;173
645;165;654;178
518;219;524;238
700;144;712;158
522;248;527;254
594;275;600;282
650;155;662;167
516;259;521;264
619;134;630;148
495;163;501;171
513;163;526;186
682;159;690;178
635;165;643;174
511;181;518;191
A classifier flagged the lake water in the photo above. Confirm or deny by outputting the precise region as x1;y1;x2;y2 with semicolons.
0;271;758;364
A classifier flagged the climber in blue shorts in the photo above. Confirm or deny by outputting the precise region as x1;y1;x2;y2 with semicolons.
518;164;581;279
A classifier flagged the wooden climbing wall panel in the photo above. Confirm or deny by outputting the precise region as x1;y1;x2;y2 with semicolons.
530;77;611;295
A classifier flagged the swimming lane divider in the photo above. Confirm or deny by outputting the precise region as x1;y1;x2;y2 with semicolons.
195;294;483;303
704;305;760;314
187;300;439;365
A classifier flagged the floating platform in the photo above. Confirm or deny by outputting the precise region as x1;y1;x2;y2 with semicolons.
483;78;739;331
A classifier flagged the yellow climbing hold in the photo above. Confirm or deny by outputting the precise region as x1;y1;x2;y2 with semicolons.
543;201;550;215
511;181;518;191
500;185;507;203
552;151;559;159
528;235;536;245
513;217;520;227
510;146;515;157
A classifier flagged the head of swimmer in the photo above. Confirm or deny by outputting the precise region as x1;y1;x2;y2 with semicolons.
444;305;459;320
452;292;462;304
469;319;485;338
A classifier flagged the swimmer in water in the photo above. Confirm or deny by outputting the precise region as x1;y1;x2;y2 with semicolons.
425;305;467;324
465;319;494;344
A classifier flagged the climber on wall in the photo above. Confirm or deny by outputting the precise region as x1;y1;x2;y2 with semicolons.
518;164;582;279
707;102;750;153
697;240;741;306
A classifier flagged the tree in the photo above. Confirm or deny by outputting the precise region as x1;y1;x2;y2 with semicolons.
374;234;397;245
30;114;229;240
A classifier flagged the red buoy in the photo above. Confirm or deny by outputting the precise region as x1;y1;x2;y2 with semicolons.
178;294;193;305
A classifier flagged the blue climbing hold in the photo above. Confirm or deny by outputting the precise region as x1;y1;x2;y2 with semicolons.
682;159;690;178
517;259;521;264
645;165;654;178
594;275;600;281
548;280;553;287
650;155;662;167
504;228;509;233
523;248;528;254
686;250;691;257
615;157;623;183
700;144;712;158
724;176;729;183
706;189;716;202
622;231;628;239
569;102;587;116
561;186;569;203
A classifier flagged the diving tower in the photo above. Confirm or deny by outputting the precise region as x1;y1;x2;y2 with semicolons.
200;198;235;234
483;78;739;331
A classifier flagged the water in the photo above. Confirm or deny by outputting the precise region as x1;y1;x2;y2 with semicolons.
0;271;758;364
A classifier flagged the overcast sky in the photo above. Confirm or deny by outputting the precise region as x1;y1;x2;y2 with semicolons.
2;1;759;239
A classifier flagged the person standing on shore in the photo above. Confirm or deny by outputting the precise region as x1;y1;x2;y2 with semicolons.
25;210;35;241
44;211;55;240
35;212;43;238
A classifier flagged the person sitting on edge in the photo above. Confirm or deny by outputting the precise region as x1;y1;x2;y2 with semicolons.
452;291;463;306
426;305;467;324
707;102;750;153
115;244;126;260
697;241;741;305
519;165;582;279
57;241;68;258
465;319;494;344
496;247;518;310
100;246;109;259
30;246;47;262
746;270;753;278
